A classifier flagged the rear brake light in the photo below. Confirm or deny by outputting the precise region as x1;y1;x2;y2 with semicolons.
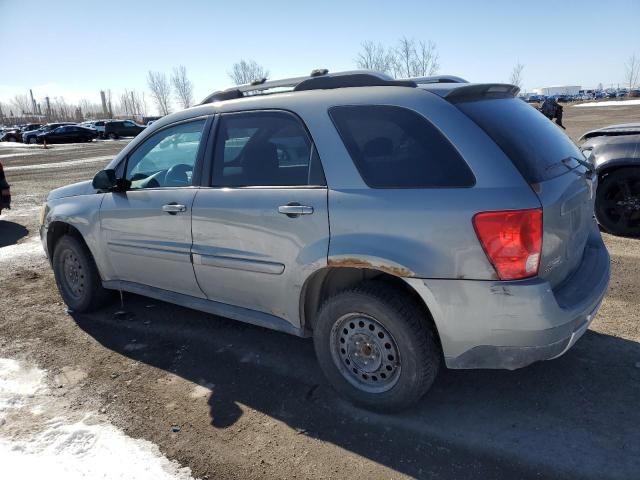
473;209;542;280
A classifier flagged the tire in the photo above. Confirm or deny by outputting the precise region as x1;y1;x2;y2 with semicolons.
28;137;37;144
52;235;113;312
107;132;118;140
595;168;640;237
313;282;441;412
7;137;16;142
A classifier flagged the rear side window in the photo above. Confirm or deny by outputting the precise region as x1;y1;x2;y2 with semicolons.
329;105;475;188
457;97;584;183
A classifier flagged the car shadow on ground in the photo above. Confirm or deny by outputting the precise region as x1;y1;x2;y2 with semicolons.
74;294;640;480
0;220;28;247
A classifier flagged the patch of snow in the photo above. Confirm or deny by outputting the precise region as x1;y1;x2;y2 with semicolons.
0;359;45;412
0;357;196;480
4;155;113;172
573;99;640;107
0;236;44;264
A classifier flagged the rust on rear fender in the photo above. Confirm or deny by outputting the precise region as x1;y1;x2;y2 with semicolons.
327;257;415;277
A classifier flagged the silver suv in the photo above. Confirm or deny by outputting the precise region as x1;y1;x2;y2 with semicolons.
41;71;610;411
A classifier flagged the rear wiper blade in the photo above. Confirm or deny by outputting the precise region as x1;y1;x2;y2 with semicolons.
545;156;594;177
563;155;595;173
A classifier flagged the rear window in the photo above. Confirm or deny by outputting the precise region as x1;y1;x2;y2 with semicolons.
457;97;584;183
329;105;475;188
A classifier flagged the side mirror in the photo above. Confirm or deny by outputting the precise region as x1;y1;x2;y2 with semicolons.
92;169;130;192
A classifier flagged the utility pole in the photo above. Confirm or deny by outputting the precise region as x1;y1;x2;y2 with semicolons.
100;90;108;117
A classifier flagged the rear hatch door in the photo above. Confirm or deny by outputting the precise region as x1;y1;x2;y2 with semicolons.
456;96;595;288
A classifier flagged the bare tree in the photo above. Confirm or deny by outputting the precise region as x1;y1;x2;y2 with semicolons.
394;37;415;78
117;89;147;117
228;60;269;85
171;65;194;109
412;40;439;77
625;53;639;90
597;82;604;91
510;62;525;89
356;41;393;73
11;94;31;116
147;71;172;115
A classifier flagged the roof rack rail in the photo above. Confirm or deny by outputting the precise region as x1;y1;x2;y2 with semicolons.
405;75;469;84
200;69;417;104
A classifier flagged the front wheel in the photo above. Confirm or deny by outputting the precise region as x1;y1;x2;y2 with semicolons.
595;168;640;237
29;137;38;144
313;283;441;412
52;235;113;312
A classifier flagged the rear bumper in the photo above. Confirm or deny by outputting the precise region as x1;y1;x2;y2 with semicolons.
407;222;610;370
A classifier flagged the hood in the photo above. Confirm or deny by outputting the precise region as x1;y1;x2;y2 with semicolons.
582;133;640;171
580;122;640;141
47;180;96;201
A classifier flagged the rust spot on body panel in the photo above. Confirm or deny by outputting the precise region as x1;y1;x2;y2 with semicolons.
328;257;415;277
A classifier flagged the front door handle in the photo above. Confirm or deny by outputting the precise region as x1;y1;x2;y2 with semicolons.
278;204;314;217
162;203;187;214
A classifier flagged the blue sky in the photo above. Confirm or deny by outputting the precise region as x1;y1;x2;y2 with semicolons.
1;0;639;114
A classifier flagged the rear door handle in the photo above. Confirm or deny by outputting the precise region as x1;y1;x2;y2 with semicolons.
162;203;187;214
278;204;314;217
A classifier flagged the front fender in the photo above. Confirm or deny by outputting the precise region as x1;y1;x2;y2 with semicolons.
44;193;114;279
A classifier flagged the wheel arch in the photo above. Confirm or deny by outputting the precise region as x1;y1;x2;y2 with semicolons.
299;266;442;349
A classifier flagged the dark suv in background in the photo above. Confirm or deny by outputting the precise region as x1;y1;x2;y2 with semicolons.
103;120;146;139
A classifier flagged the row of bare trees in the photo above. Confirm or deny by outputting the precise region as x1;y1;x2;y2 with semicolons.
356;38;440;78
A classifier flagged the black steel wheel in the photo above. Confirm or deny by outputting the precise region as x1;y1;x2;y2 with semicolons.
52;235;113;312
314;282;441;411
596;168;640;237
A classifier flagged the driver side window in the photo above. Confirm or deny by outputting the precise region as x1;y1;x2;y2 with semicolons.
125;119;206;189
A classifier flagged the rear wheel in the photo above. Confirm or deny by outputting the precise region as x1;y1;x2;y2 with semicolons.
596;168;640;237
52;235;113;312
107;132;118;140
313;283;440;412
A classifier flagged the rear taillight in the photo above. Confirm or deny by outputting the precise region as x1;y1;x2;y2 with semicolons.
473;208;542;281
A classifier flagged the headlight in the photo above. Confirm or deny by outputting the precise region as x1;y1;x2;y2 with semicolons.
39;203;49;226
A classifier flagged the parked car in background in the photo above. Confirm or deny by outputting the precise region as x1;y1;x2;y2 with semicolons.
629;89;640;98
103;120;145;139
1;123;42;142
580;123;640;236
36;125;97;144
80;120;111;138
526;94;544;103
41;70;610;411
23;122;76;144
0;161;10;215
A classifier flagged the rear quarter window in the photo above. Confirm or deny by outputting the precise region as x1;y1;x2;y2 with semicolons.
329;105;475;188
456;97;584;183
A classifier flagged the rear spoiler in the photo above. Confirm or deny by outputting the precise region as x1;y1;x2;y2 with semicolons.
423;83;520;103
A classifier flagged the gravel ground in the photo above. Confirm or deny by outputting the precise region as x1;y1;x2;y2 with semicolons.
1;106;639;480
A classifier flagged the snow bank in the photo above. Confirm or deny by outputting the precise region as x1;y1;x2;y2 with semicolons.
0;358;196;480
573;99;640;107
